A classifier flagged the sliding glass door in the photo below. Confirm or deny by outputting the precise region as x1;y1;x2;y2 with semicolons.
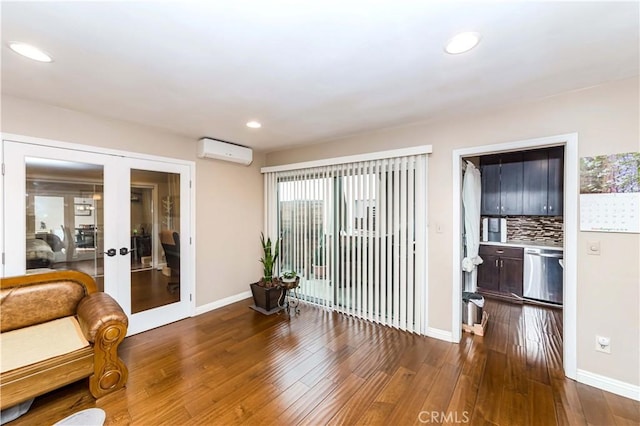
3;139;192;335
266;155;427;333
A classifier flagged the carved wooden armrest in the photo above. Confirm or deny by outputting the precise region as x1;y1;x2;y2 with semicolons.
77;292;129;398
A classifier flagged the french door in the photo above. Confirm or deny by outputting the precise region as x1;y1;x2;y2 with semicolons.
2;139;192;335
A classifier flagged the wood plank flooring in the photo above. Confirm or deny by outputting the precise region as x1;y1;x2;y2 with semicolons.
130;269;179;314
9;299;639;425
42;261;179;313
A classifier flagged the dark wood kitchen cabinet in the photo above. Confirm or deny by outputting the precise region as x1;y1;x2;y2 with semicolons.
522;147;564;215
480;155;501;215
477;253;500;292
547;147;564;215
480;153;523;215
477;244;523;301
481;147;563;217
499;152;523;215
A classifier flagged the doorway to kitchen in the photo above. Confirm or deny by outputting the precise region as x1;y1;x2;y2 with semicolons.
452;133;578;380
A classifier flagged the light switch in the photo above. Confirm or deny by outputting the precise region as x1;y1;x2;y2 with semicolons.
587;240;600;255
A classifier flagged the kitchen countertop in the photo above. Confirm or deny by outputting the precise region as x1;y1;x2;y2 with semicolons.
480;240;563;251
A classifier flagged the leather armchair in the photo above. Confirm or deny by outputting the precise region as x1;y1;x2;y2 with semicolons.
0;271;128;410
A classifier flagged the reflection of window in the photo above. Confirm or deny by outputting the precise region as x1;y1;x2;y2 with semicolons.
34;196;64;235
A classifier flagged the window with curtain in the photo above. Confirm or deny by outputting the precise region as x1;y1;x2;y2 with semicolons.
264;152;428;334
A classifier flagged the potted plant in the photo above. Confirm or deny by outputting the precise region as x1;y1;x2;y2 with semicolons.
250;233;284;314
281;270;298;283
280;270;300;290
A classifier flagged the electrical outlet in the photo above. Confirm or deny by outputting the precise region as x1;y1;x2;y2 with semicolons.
596;335;611;353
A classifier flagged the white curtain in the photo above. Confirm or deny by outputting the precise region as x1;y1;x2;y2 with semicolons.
264;154;428;334
462;161;483;291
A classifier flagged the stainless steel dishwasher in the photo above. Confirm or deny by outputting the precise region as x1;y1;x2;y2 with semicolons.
523;247;564;305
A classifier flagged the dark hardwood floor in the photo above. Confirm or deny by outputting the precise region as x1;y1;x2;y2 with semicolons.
9;299;639;425
130;269;180;314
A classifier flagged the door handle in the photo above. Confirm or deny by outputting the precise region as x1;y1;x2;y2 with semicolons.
495;259;499;267
104;248;117;257
120;247;136;256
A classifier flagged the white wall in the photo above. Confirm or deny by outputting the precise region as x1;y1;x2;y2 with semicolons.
266;77;640;389
1;95;265;307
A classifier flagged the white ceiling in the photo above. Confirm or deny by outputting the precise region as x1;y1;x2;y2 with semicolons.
2;1;639;152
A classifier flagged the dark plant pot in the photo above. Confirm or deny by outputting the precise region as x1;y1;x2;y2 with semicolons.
250;283;284;314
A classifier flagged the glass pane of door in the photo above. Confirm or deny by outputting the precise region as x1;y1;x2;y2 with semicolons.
278;176;332;306
25;158;105;289
130;169;181;314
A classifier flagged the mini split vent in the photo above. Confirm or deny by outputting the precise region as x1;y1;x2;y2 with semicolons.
197;138;253;165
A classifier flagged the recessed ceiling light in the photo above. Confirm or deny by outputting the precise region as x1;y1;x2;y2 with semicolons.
8;41;52;62
445;32;481;55
246;121;262;129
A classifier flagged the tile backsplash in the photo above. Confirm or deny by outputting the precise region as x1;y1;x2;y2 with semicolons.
506;216;564;244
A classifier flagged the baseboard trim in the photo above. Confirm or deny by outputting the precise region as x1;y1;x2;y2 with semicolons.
577;369;640;401
426;327;455;343
195;290;252;316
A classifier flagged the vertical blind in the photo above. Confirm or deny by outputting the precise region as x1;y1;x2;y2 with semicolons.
264;154;428;334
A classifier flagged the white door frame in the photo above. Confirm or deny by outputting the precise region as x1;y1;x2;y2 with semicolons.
452;133;578;380
1;132;197;333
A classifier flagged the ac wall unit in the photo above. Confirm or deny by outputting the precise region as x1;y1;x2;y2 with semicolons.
197;138;253;165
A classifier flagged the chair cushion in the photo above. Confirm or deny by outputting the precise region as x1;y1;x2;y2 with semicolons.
0;317;89;373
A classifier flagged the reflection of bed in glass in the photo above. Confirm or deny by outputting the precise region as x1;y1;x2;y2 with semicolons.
26;232;69;269
26;238;54;269
26;227;101;272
